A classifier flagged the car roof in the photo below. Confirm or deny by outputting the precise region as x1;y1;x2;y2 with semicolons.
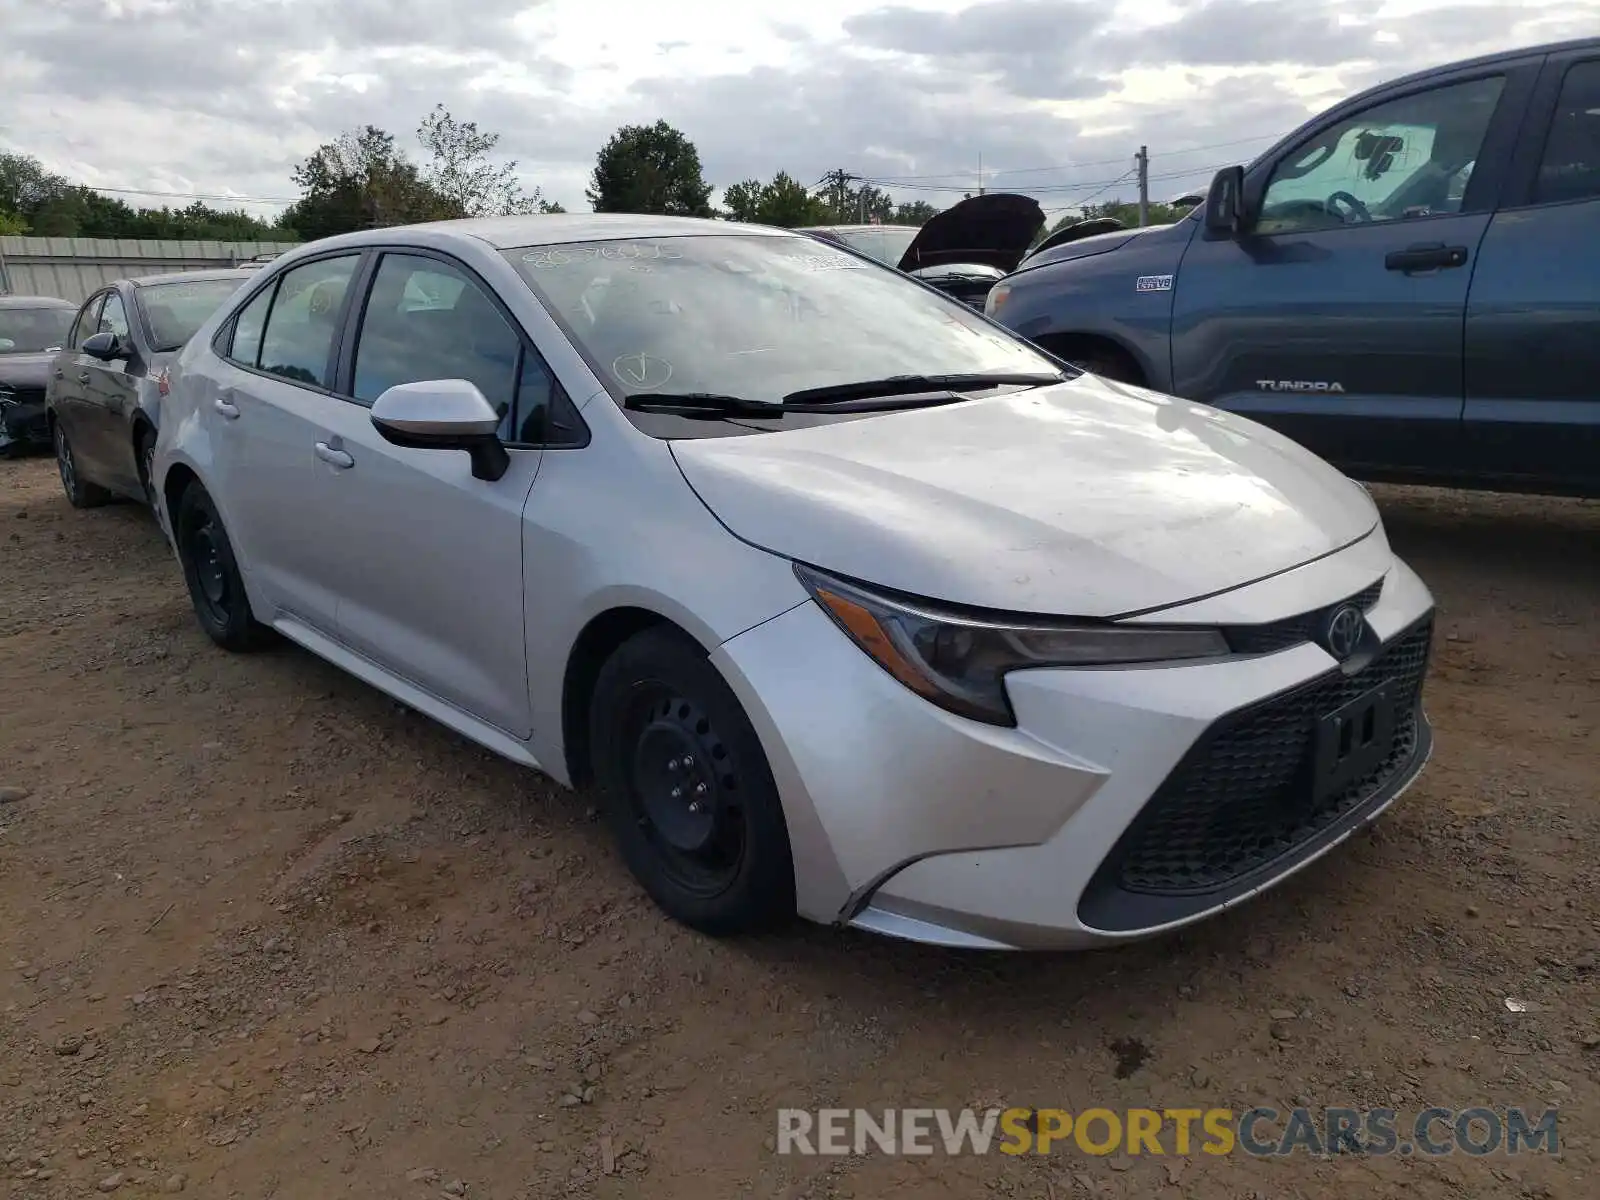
301;213;812;254
1381;37;1600;91
127;268;256;288
0;294;76;310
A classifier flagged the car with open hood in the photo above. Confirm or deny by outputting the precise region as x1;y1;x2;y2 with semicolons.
47;268;254;509
148;213;1435;951
802;192;1045;308
0;295;77;455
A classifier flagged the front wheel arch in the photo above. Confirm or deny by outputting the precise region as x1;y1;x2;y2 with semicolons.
1030;332;1149;387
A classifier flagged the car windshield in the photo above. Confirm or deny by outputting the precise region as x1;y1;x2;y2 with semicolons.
0;306;74;353
820;227;920;266
137;277;248;351
506;234;1056;418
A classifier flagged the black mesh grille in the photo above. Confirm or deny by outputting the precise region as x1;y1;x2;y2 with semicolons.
1108;616;1432;896
1224;577;1385;655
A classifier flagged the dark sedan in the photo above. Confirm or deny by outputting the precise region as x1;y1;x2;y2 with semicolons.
0;296;78;455
47;268;253;508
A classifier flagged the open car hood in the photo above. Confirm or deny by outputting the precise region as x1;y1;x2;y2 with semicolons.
896;193;1045;274
1025;217;1128;260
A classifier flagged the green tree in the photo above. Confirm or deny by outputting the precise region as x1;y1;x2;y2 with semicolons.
0;209;26;235
753;172;827;227
587;120;713;216
417;104;560;217
721;178;763;223
282;126;452;240
891;200;939;225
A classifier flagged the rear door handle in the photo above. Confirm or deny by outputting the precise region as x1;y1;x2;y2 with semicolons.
77;371;92;385
1385;243;1468;273
314;441;354;469
213;397;240;419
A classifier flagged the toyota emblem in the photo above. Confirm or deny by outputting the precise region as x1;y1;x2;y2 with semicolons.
1321;604;1365;661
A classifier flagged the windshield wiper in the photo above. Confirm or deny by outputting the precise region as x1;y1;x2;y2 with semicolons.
782;371;1064;405
624;389;993;419
624;392;789;419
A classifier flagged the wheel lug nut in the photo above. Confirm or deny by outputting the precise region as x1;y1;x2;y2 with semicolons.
670;786;682;800
682;755;695;768
688;802;701;814
667;758;679;771
694;782;708;796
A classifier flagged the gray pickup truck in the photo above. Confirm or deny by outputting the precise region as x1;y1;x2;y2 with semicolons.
987;37;1600;498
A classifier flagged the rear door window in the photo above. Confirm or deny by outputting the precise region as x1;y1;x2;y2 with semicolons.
1533;59;1600;205
256;255;360;388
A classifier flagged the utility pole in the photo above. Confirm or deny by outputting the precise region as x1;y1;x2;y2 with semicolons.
977;152;984;195
823;168;852;220
1136;145;1149;226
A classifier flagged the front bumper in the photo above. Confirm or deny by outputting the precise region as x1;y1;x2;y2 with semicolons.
0;392;49;452
712;554;1436;950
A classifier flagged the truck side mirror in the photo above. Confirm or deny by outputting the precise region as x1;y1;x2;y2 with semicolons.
1204;166;1246;236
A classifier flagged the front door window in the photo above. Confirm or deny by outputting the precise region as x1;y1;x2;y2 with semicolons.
1257;76;1505;234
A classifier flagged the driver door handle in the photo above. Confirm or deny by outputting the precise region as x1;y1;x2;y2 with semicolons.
53;368;64;380
213;397;240;419
77;371;92;385
314;441;354;469
1385;243;1467;273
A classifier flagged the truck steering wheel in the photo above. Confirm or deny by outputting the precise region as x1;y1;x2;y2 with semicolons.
1327;191;1372;224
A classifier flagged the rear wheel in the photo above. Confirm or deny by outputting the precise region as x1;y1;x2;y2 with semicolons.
174;484;273;651
54;421;110;508
588;627;795;935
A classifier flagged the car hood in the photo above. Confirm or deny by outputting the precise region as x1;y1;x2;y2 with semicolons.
897;193;1046;274
0;352;56;391
670;375;1381;618
1020;222;1175;270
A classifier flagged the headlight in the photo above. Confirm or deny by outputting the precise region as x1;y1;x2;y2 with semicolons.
984;282;1010;318
795;564;1230;726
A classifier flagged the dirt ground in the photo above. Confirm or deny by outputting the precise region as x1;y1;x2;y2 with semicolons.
1;454;1597;1200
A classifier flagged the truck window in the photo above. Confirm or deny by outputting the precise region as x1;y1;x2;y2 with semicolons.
1533;59;1600;205
1256;75;1505;235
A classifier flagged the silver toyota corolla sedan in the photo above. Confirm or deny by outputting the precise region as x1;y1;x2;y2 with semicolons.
151;215;1436;951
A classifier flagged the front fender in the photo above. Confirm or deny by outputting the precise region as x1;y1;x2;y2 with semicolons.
998;220;1200;393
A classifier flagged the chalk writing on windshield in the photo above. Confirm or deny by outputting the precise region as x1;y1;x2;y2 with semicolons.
524;244;685;269
781;253;868;273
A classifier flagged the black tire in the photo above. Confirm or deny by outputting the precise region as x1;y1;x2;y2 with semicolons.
588;627;796;935
135;426;158;510
53;420;110;508
173;484;273;651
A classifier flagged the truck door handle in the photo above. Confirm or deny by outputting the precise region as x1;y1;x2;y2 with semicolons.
314;441;354;469
213;397;240;419
77;371;92;385
53;368;64;380
1385;243;1467;273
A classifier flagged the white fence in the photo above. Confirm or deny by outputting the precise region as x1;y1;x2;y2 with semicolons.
0;237;304;302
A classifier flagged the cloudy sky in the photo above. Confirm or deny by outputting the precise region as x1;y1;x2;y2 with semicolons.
3;0;1597;220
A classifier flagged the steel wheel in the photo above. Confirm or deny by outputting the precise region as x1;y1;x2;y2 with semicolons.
623;685;747;897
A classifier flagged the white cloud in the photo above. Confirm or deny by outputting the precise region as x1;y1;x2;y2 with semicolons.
1;0;1595;219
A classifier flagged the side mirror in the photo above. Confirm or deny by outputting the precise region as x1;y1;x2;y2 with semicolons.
1203;166;1247;236
82;331;130;361
370;379;509;482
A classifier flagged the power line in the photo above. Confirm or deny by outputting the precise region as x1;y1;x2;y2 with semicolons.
856;158;1231;196
862;131;1282;185
83;183;296;204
